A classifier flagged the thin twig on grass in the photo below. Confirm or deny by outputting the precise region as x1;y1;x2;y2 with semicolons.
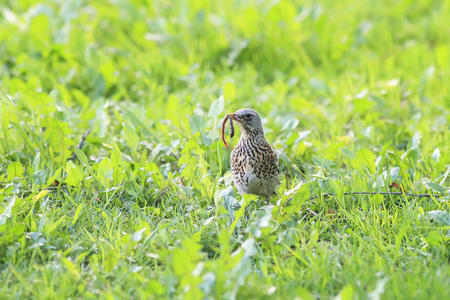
308;191;439;201
69;129;91;161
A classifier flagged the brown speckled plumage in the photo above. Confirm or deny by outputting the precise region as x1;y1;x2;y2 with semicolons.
229;109;279;202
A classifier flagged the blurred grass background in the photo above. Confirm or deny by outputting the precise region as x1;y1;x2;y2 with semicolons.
0;0;449;299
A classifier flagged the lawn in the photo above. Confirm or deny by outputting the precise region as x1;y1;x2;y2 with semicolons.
0;0;449;299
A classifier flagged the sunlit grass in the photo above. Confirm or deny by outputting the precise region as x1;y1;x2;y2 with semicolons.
0;0;449;298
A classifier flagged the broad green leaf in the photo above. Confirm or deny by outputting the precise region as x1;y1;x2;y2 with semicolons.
309;78;328;92
111;144;122;167
423;180;447;193
352;149;376;172
336;284;354;300
7;162;23;180
340;148;355;159
425;230;444;246
61;257;80;280
74;148;88;166
208;95;224;118
411;131;421;149
390;167;400;181
30;14;50;45
295;287;314;300
0;197;16;225
312;155;335;168
123;124;139;150
97;158;113;184
353;98;375;113
44;217;64;235
65;161;83;186
419;210;450;226
223;81;235;101
148;280;165;295
431;147;440;162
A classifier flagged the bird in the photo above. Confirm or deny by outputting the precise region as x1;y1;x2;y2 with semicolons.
228;108;279;204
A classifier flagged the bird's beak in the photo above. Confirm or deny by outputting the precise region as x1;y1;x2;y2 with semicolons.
230;113;240;122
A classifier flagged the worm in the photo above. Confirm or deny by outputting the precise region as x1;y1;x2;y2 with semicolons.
221;114;234;148
221;115;230;148
229;115;234;138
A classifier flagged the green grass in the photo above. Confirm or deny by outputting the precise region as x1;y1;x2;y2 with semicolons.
0;0;449;298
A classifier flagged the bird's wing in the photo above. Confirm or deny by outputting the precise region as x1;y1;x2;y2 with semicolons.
257;137;280;176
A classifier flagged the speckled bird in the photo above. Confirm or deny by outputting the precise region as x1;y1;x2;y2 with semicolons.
229;109;279;203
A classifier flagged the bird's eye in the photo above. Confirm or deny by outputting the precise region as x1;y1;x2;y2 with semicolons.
244;114;252;119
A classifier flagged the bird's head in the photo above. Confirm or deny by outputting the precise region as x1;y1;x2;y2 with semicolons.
231;108;264;137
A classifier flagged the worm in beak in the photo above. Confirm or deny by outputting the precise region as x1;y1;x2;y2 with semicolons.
221;114;235;148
